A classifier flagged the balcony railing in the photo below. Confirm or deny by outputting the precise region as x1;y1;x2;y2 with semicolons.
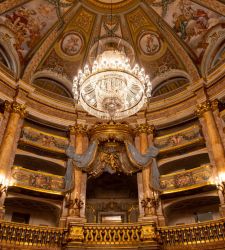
10;166;65;195
20;126;69;154
1;219;225;248
0;220;67;247
157;218;225;247
160;164;213;194
83;224;142;245
154;125;204;156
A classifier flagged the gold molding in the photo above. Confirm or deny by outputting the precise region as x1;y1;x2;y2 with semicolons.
160;164;211;178
159;137;204;154
23;126;68;140
11;183;64;196
12;166;64;178
155;125;199;140
161;182;214;195
19;139;66;154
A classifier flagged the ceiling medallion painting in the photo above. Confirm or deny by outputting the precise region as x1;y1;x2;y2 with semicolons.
60;32;83;56
139;31;162;56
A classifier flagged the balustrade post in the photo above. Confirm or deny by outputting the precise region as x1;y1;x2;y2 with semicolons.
67;124;87;223
0;101;26;219
136;123;159;223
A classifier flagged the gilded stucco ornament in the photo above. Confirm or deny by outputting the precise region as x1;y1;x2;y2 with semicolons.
66;197;84;216
135;123;155;135
141;225;157;242
196;100;217;117
66;123;159;177
69;124;88;135
68;225;84;242
11;102;27;118
89;122;133;142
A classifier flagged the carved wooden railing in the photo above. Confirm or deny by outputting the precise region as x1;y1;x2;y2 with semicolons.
154;125;204;156
0;220;67;247
19;126;69;154
157;218;225;247
10;166;65;195
160;164;213;194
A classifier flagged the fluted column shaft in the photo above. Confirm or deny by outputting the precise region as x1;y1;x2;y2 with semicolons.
197;100;225;174
0;102;26;177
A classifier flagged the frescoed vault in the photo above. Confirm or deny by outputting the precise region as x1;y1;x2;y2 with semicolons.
0;0;224;94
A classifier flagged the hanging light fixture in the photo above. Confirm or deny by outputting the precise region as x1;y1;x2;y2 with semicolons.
72;2;152;120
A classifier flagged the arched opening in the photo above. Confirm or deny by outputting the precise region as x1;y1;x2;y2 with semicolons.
152;77;189;97
86;172;139;223
164;196;220;226
32;77;73;98
4;197;60;227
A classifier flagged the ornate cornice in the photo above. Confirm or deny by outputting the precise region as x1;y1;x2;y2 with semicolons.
135;124;155;135
196;100;218;117
11;102;26;118
69;124;88;135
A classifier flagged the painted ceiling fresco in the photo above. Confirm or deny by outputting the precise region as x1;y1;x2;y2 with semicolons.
0;0;225;97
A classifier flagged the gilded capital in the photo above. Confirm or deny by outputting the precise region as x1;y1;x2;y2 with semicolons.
69;124;88;135
196;100;211;117
135;124;155;135
11;102;26;118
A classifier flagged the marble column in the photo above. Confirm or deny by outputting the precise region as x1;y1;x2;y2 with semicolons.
196;100;225;175
0;102;26;177
0;101;11;145
0;101;26;219
136;124;158;221
67;124;87;222
196;100;225;215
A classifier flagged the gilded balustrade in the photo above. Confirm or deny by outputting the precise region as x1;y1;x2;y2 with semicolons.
10;166;65;195
157;218;225;247
0;220;67;247
83;224;142;245
154;125;204;156
19;127;69;154
160;165;213;194
0;219;225;248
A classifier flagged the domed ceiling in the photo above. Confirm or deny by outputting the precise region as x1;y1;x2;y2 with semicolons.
0;0;225;98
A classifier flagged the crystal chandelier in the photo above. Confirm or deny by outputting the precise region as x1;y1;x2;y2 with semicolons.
72;49;152;120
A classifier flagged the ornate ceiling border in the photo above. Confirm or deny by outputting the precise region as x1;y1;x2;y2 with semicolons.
82;0;139;13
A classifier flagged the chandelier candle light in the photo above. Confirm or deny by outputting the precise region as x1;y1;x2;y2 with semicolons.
73;50;152;120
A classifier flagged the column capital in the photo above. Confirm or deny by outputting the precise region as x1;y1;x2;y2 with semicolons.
135;123;155;135
196;100;212;117
11;102;26;118
69;124;88;135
